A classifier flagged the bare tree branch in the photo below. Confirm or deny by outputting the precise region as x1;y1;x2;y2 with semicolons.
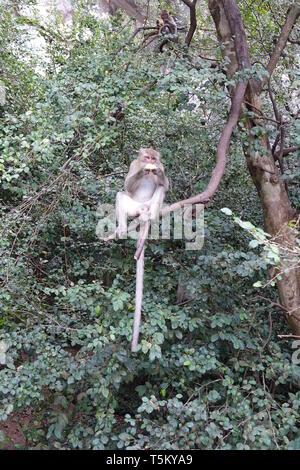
260;4;300;90
278;334;300;339
109;0;145;25
274;146;299;159
268;78;285;176
288;37;300;45
181;0;198;46
160;82;247;214
268;79;281;123
159;0;250;213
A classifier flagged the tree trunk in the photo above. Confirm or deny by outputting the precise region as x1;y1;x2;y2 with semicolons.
104;0;145;27
208;0;300;334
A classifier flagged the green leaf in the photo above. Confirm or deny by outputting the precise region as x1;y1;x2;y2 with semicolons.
253;281;263;288
221;207;233;216
101;387;109;398
249;239;259;249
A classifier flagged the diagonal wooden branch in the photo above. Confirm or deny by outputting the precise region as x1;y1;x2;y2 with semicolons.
260;4;300;91
268;78;281;123
288;37;300;45
268;78;285;175
181;0;198;46
274;146;299;160
221;0;251;70
109;0;145;25
162;82;247;212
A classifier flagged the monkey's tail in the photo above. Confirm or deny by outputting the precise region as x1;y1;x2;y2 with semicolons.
131;220;150;352
131;243;145;352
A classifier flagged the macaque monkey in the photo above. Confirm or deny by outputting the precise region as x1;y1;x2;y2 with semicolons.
116;148;168;236
159;10;177;36
156;10;178;53
116;148;169;351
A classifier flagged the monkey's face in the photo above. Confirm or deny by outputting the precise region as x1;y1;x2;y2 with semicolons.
139;148;160;166
161;10;169;20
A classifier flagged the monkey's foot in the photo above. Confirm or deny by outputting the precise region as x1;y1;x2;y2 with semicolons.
115;227;128;239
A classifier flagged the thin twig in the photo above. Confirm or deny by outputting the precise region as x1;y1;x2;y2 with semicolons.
277;334;300;339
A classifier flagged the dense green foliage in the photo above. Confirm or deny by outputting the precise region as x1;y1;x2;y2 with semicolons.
0;1;299;450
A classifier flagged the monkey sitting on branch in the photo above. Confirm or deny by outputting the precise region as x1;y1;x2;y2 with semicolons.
115;148;169;352
157;9;178;52
157;9;178;36
141;9;179;52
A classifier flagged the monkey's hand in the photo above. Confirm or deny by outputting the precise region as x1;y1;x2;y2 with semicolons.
145;163;157;173
138;168;150;177
152;168;163;177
